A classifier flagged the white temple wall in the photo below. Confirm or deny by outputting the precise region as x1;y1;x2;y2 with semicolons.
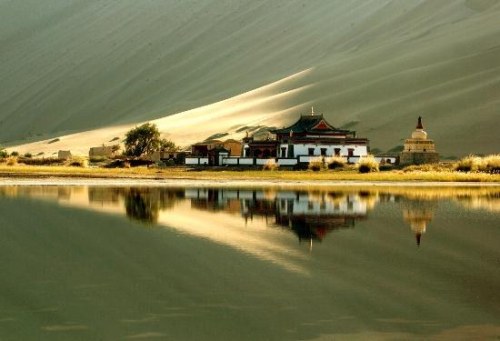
282;144;368;158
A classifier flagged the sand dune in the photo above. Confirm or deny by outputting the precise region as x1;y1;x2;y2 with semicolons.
1;0;499;156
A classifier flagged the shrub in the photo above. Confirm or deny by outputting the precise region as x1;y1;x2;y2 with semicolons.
326;156;346;170
480;154;500;174
403;163;453;172
0;148;7;158
357;155;379;173
308;157;325;172
6;157;18;166
379;164;394;172
68;157;88;168
19;158;65;166
24;153;32;158
263;159;279;171
10;151;19;157
89;156;108;163
104;160;131;168
455;155;483;172
48;138;60;144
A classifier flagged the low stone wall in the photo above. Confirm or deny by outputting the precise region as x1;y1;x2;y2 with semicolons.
399;152;439;165
185;157;209;165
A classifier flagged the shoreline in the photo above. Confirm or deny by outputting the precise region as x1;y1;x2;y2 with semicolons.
2;177;500;188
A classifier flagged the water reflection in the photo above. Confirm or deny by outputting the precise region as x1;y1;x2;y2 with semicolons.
401;198;436;246
1;184;499;339
1;185;499;247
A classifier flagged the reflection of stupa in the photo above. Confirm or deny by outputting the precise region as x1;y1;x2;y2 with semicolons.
399;116;439;165
401;199;437;246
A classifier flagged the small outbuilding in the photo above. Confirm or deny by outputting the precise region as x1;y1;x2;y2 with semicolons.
58;150;72;160
89;146;115;158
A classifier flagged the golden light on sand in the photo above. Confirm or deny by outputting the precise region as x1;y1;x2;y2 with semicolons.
7;69;313;157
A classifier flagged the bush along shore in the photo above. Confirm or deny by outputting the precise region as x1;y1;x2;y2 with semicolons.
0;153;499;182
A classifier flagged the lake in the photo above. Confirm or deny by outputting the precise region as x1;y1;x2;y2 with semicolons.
0;184;499;340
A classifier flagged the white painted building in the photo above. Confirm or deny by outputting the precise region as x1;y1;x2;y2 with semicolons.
185;110;370;166
243;110;370;164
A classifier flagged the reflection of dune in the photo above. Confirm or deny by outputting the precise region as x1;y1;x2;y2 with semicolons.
323;324;500;341
2;185;500;271
158;201;310;275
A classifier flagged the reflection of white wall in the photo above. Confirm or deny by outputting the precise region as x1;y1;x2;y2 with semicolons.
279;194;367;215
184;189;369;215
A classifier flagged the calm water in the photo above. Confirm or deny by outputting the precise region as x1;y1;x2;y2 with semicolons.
0;185;499;340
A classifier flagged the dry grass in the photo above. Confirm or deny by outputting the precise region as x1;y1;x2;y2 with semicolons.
455;154;500;173
1;164;500;182
357;155;379;173
308;157;325;172
480;154;500;173
262;159;279;171
325;156;346;170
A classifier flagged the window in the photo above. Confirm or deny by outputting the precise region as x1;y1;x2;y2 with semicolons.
281;147;287;158
320;148;327;156
348;148;354;157
334;148;341;156
308;148;315;156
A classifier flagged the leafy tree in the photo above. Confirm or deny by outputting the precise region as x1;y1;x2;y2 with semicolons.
0;146;7;159
124;123;161;157
160;138;179;152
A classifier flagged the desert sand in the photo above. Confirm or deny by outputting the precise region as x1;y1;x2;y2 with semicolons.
1;0;499;157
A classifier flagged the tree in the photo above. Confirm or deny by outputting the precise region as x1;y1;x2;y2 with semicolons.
160;138;179;152
124;123;161;157
0;146;7;159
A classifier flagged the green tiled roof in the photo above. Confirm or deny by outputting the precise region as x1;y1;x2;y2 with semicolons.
272;114;352;134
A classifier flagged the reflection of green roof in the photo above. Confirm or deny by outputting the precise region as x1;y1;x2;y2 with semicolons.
272;114;352;134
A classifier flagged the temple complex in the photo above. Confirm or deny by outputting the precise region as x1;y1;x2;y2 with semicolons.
399;116;439;165
243;108;369;162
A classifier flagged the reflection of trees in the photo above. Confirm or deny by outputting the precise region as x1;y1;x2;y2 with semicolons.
125;188;159;223
121;188;184;224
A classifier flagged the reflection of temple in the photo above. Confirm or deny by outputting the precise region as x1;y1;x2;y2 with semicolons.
272;192;368;243
401;198;437;246
185;189;372;244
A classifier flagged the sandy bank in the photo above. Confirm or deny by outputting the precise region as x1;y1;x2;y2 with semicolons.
1;177;500;189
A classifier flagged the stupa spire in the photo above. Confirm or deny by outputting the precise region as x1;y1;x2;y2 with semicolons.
416;116;424;129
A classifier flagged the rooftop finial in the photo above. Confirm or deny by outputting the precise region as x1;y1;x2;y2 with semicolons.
417;116;424;129
311;106;315;116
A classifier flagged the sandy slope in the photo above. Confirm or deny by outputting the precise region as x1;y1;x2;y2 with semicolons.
1;0;499;156
5;69;312;156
